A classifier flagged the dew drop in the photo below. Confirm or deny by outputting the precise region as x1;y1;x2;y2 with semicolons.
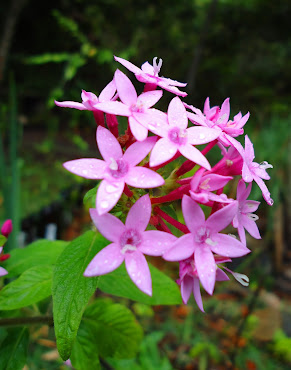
169;148;175;154
106;184;117;193
83;169;88;175
137;279;141;284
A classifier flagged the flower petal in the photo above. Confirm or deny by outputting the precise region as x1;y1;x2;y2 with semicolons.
193;277;204;312
140;230;177;256
237;180;251;202
179;144;211;171
149;138;177;167
216;268;229;282
195;246;216;295
99;80;116;102
126;166;164;188
90;208;125;242
55;101;86;110
206;201;238;234
210;234;250;258
123;136;157;166
97;126;123;162
242;215;261;240
126;194;151;232
125;250;152;296
96;101;130;116
84;243;124;276
129;116;148;141
0;266;8;277
182;195;205;233
187;126;220;145
114;56;142;74
137;90;163;109
242;200;260;214
96;179;124;215
181;275;193;304
63;159;106;179
115;69;137;105
168;96;188;129
163;234;194;261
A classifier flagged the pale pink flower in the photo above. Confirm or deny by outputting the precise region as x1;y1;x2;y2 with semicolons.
189;168;233;204
115;56;187;97
145;97;220;168
163;196;250;295
63;126;164;215
96;69;165;141
177;255;230;311
84;194;177;296
186;98;249;148
55;80;117;126
233;180;261;246
242;135;273;206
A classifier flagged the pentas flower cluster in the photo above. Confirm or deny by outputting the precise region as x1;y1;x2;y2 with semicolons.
56;56;273;311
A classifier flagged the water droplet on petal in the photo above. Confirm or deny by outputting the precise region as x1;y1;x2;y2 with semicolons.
106;184;117;193
199;133;205;139
169;148;175;154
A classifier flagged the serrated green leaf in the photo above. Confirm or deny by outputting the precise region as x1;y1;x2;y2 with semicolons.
52;231;109;361
3;239;67;278
98;263;182;305
0;235;6;247
0;266;53;310
0;328;29;370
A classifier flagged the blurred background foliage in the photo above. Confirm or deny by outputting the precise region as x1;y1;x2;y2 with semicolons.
0;0;290;367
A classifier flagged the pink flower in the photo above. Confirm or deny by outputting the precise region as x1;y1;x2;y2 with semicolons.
177;256;230;311
96;69;165;141
1;219;12;238
186;98;249;148
115;56;187;97
63;126;164;215
84;194;177;295
55;80;117;126
146;97;220;168
242;135;273;206
0;247;8;277
163;196;250;295
233;180;261;246
189;168;233;204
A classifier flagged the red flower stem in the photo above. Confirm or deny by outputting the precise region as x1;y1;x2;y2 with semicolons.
156;215;172;234
123;184;133;197
176;140;218;177
0;253;10;262
155;207;189;234
151;184;190;205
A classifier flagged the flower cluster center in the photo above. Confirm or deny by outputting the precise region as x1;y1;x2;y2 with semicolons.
120;229;142;254
195;226;211;244
108;158;129;179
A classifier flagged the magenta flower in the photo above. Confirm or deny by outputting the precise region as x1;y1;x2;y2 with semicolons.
163;196;250;295
0;247;8;277
1;219;12;238
55;80;117;126
63;126;164;215
145;97;220;168
84;194;177;295
96;69;165;141
189;168;233;204
186;97;249;148
115;56;187;97
242;135;273;206
177;255;230;311
233;180;261;246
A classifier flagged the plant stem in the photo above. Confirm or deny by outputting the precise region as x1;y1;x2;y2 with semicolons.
154;207;189;234
151;184;190;205
0;315;54;327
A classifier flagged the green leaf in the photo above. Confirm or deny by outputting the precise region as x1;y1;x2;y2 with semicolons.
0;328;29;370
0;235;7;247
52;231;108;361
83;185;98;208
71;298;143;368
0;266;53;310
3;239;67;278
98;263;182;305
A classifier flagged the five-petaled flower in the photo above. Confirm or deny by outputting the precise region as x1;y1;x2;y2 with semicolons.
84;194;177;295
63;126;164;215
163;196;250;295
